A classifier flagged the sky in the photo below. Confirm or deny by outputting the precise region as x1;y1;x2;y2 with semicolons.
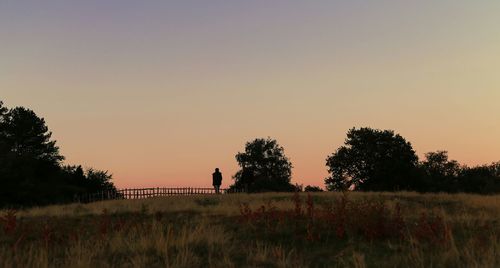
1;1;499;189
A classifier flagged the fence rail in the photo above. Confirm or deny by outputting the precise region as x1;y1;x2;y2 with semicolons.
75;187;244;203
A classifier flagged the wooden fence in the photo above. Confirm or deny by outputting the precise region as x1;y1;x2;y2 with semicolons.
76;187;245;203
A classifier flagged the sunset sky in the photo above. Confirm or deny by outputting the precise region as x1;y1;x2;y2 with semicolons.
1;1;499;189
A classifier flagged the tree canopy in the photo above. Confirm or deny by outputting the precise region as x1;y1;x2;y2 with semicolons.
231;137;294;192
3;98;498;202
416;151;461;192
325;127;419;191
304;185;323;192
2;107;64;163
0;101;117;207
325;127;500;194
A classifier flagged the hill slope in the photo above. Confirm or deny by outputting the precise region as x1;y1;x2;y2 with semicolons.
1;192;499;267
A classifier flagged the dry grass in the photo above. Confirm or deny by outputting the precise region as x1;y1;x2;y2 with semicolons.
1;192;499;267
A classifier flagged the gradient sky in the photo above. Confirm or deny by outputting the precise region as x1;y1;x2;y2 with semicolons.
1;1;499;188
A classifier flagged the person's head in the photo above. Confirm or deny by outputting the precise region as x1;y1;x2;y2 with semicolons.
215;168;220;172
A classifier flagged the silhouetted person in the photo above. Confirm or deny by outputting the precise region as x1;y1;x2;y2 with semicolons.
212;168;223;194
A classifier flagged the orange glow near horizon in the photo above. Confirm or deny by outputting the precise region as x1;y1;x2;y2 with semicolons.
1;1;499;189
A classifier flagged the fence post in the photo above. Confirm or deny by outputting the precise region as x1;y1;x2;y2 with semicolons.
79;186;251;203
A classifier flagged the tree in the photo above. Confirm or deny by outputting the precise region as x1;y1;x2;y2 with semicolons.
59;166;119;200
458;163;500;194
304;185;323;192
0;101;10;158
231;137;294;192
421;151;460;177
325;127;419;191
0;101;118;207
84;168;117;193
0;106;64;205
0;101;8;158
416;152;500;194
490;162;500;177
418;151;461;192
0;101;7;116
2;107;63;163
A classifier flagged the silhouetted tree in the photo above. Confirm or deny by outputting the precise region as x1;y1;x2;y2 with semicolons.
57;165;119;200
491;162;500;177
0;101;6;116
85;168;116;193
304;185;323;192
0;101;8;163
418;151;461;192
294;183;304;192
458;163;500;194
0;101;118;207
415;152;500;194
2;107;64;163
325;127;419;191
0;106;63;205
231;137;294;192
0;101;11;161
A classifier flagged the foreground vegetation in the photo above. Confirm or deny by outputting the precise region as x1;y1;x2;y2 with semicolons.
1;192;499;267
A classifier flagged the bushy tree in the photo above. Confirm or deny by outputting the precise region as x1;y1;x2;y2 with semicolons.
325;127;419;191
304;185;323;192
84;168;117;193
0;101;118;207
417;151;461;192
458;163;500;194
490;162;500;177
416;152;500;194
231;137;294;192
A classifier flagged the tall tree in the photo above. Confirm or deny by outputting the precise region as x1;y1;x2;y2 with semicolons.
3;107;64;163
0;101;7;116
0;101;8;155
0;101;10;197
0;101;9;153
232;137;294;192
0;101;118;207
325;127;419;191
0;106;64;205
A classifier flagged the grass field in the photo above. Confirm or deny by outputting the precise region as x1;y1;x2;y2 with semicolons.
1;192;499;267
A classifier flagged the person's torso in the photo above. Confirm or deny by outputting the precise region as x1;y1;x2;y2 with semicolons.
213;172;222;182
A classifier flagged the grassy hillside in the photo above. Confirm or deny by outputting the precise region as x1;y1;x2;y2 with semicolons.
1;192;499;267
